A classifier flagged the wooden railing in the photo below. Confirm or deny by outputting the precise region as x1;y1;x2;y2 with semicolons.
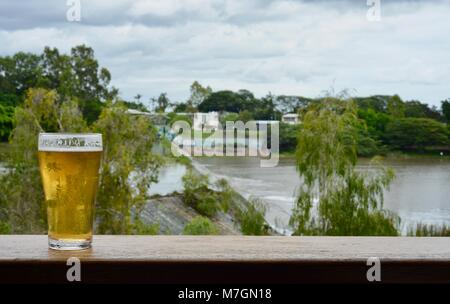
0;235;449;284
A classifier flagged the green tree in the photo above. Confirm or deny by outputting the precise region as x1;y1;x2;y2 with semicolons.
0;89;161;234
354;95;389;113
357;108;391;140
0;52;43;95
93;102;162;234
274;95;312;114
404;100;443;121
290;96;399;236
152;93;170;113
387;95;405;118
0;104;14;141
172;102;192;113
385;118;449;150
0;88;86;233
442;99;450;123
220;112;239;125
279;122;299;152
199;90;245;113
237;110;254;122
187;81;212;107
0;45;117;124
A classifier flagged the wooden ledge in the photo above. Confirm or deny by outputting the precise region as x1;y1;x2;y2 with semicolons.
0;235;449;284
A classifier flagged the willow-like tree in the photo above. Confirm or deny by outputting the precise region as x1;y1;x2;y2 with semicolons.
93;102;162;234
290;95;399;236
0;88;161;234
0;88;87;233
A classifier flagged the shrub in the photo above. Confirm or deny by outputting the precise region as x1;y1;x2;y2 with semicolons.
182;169;220;217
408;223;450;237
238;199;268;235
183;216;219;235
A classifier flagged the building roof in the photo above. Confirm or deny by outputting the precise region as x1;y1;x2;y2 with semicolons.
126;109;152;116
282;113;299;118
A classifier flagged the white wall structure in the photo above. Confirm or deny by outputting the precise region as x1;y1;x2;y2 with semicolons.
193;112;219;131
281;113;300;125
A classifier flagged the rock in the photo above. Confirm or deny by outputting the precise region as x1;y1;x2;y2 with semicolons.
140;194;241;235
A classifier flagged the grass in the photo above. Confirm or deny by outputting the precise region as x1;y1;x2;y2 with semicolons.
408;223;450;236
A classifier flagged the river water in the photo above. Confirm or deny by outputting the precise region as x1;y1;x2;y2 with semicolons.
151;156;450;235
3;153;448;235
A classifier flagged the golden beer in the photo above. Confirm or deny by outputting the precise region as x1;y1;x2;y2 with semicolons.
38;133;102;250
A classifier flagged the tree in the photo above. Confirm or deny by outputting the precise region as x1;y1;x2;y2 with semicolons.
0;52;43;95
198;90;245;113
0;104;14;141
0;89;161;234
387;95;405;118
0;45;117;124
187;81;212;107
0;88;87;233
93;102;162;234
354;95;389;113
122;100;149;112
172;102;197;113
442;99;450;123
237;110;254;122
153;93;170;113
134;94;142;104
357;108;391;140
404;100;443;121
274;95;312;114
385;118;449;150
290;96;399;236
279;122;299;152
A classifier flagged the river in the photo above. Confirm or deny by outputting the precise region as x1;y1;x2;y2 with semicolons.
151;156;450;235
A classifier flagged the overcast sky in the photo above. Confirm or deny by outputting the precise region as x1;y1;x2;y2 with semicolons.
0;0;449;107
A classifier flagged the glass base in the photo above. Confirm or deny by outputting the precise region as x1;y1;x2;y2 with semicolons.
48;237;91;251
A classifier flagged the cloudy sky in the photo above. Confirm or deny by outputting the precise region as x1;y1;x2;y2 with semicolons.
0;0;449;107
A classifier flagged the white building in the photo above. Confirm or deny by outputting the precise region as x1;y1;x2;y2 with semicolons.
193;112;219;131
281;113;300;125
126;109;152;116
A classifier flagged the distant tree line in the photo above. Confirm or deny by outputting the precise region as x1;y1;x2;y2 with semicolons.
1;46;449;155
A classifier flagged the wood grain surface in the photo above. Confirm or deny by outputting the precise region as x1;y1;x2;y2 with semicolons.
0;235;449;284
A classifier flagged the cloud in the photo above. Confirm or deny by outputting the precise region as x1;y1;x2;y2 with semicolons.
0;0;449;106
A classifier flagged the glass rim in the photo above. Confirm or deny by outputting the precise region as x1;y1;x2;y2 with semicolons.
38;132;103;152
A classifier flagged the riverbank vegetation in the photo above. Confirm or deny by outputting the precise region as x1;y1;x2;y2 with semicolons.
1;45;449;236
181;169;269;235
290;95;400;236
408;223;450;237
183;216;219;235
0;87;162;234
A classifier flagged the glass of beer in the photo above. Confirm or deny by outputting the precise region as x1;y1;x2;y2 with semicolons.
38;133;102;250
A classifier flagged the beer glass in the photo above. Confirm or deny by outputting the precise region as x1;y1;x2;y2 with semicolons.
38;133;102;250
